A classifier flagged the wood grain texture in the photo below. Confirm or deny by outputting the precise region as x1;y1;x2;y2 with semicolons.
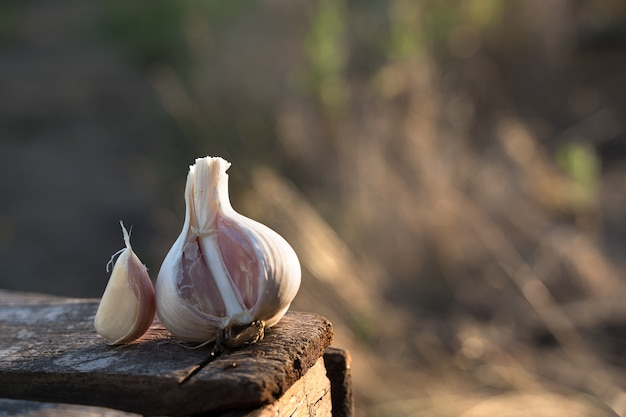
216;357;332;417
0;290;333;416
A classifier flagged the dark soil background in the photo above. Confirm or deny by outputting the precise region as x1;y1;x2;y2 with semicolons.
2;1;626;415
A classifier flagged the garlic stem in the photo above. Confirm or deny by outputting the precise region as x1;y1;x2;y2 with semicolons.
189;158;243;318
197;235;242;317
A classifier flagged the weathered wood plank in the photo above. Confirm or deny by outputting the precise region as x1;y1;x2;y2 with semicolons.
259;357;332;417
217;357;332;417
0;399;140;417
0;359;333;417
323;347;353;417
0;290;333;416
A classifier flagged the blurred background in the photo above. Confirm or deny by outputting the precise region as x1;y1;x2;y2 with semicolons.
2;0;626;415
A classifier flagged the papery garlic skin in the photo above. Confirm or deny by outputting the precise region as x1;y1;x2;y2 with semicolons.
94;222;155;344
155;157;301;345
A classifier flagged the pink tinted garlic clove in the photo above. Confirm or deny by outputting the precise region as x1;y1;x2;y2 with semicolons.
94;222;155;345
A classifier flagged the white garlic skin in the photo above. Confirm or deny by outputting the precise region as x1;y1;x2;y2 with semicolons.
94;222;155;344
155;157;301;343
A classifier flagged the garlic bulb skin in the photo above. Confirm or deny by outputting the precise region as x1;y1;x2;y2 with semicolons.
94;222;155;344
155;156;301;345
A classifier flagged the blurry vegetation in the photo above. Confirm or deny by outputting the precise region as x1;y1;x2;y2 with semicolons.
556;141;600;211
304;0;348;117
100;1;626;415
4;0;626;415
101;1;188;68
101;1;247;68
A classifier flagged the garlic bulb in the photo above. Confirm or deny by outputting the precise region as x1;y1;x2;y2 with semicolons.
94;222;155;344
155;156;301;347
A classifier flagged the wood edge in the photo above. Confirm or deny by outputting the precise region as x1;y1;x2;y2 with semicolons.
229;357;331;417
0;289;99;305
0;398;139;417
323;347;354;417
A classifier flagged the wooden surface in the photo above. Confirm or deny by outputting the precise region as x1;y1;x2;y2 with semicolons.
0;290;334;416
219;357;332;417
323;347;354;417
0;399;139;417
0;357;333;417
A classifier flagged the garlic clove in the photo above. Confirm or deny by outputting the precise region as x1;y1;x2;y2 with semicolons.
94;222;155;345
155;156;301;346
